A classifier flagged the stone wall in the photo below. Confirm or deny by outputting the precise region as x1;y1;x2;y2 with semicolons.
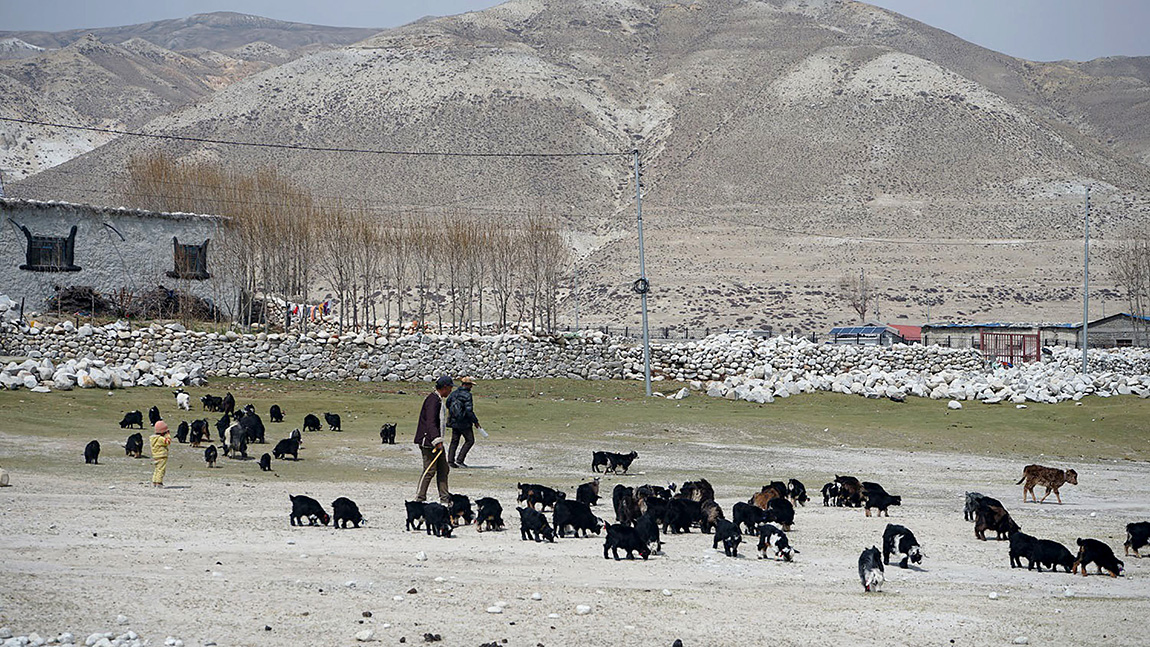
3;317;1148;405
1;319;627;387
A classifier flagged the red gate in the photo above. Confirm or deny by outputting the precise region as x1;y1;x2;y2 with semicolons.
981;331;1041;366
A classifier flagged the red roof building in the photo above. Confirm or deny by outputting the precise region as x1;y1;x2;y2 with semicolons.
889;324;922;344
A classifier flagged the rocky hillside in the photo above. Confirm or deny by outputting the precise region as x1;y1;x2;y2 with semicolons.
0;38;46;60
7;0;1150;331
0;12;378;52
0;13;378;182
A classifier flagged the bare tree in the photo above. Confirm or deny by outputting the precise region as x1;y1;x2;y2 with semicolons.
317;205;356;334
489;224;520;329
837;270;875;323
383;213;411;330
120;152;581;335
1108;223;1150;345
123;152;317;330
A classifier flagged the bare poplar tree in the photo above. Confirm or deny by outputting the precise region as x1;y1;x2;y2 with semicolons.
383;213;411;330
837;271;875;323
1108;223;1150;345
317;205;356;334
489;223;520;330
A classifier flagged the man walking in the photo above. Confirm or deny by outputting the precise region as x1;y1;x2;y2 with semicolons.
414;375;453;504
447;376;481;468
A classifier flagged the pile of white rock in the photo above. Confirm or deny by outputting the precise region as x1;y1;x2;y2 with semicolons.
0;321;210;394
680;334;1150;405
3;310;1148;404
0;624;188;647
0;355;206;392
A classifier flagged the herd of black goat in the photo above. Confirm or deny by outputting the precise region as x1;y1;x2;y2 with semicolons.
84;393;1148;593
397;460;1144;593
86;390;354;473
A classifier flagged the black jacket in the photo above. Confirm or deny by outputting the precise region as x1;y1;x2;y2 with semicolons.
446;387;479;430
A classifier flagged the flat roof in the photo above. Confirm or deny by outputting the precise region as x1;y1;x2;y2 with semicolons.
1;197;227;223
830;325;893;335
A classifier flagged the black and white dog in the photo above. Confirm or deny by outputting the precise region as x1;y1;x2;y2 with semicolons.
882;524;923;568
821;481;841;507
859;546;885;592
604;451;639;474
757;523;796;562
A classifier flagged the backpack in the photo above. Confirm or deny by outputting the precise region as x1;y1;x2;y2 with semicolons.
447;390;467;427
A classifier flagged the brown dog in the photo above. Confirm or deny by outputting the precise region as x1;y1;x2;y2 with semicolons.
1017;464;1078;504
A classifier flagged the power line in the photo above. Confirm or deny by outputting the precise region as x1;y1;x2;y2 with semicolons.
14;167;533;216
10;179;573;220
0;116;631;159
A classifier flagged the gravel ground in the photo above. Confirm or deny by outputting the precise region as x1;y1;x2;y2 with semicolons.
2;440;1150;647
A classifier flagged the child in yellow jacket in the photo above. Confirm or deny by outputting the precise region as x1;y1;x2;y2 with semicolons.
150;421;171;487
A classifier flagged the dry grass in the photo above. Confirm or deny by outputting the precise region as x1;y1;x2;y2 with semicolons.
3;380;1148;488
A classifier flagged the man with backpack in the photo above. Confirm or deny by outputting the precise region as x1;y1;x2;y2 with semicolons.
446;376;481;468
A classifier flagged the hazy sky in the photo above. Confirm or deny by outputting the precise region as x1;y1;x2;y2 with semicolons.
1;0;1148;62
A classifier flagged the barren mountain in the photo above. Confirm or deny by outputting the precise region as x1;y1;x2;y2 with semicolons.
0;38;45;60
0;34;266;181
9;0;1150;331
0;13;382;182
0;12;378;52
1024;56;1150;166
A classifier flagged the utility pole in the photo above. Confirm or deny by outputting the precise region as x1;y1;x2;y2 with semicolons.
1082;185;1090;374
633;149;652;397
573;263;580;331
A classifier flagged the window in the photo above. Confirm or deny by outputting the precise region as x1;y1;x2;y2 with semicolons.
1117;339;1133;348
166;237;211;280
13;222;81;272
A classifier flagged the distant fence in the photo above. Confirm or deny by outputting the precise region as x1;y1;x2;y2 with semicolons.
562;325;774;341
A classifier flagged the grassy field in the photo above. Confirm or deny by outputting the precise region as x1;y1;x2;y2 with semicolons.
2;378;1148;484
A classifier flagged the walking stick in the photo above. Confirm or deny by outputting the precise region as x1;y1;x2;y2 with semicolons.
420;445;445;481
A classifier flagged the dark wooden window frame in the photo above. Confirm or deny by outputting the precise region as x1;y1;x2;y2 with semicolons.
11;220;81;272
166;237;211;280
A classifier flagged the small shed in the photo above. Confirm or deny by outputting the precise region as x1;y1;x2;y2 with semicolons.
1041;315;1149;348
889;324;922;344
1084;313;1150;347
1;198;228;312
828;324;906;346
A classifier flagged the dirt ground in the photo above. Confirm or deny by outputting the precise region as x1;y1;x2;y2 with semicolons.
3;424;1150;647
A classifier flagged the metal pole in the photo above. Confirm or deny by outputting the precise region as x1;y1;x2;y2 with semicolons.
573;264;580;331
1082;185;1090;373
634;149;652;396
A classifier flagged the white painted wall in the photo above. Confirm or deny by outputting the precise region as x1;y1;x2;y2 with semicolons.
0;199;231;312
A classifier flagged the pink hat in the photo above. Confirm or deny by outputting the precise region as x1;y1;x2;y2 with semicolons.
154;420;170;433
